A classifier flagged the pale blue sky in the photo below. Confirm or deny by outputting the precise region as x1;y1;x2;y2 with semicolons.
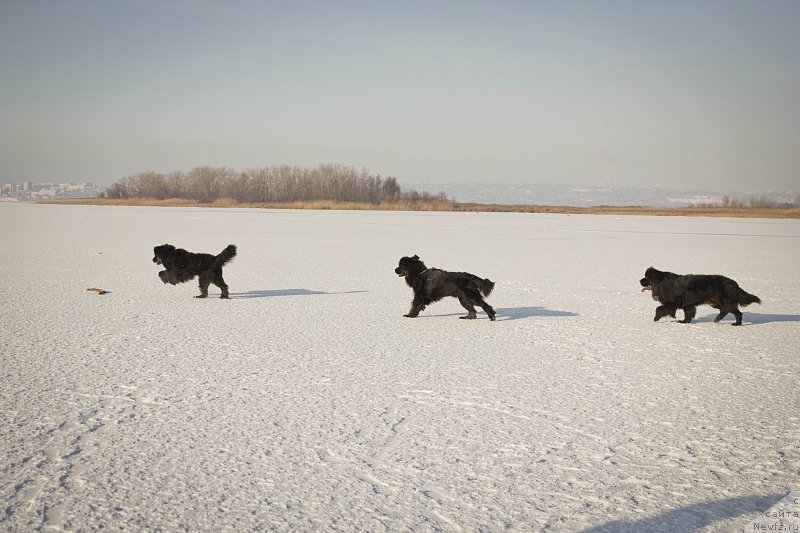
2;0;798;191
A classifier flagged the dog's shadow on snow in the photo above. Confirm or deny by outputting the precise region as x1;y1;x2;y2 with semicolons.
581;492;784;533
695;312;800;325
411;307;576;320
746;312;800;324
496;306;578;321
230;289;368;299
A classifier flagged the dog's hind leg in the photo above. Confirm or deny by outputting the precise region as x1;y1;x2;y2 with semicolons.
212;270;229;299
473;293;496;321
716;298;743;325
680;306;697;323
457;294;478;319
196;273;211;298
216;280;229;299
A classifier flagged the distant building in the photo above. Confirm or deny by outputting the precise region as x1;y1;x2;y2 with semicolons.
0;181;101;201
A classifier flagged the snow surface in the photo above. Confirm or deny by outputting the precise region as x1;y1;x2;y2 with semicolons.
1;203;799;532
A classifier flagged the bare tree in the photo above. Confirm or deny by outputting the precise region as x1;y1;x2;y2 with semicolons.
101;164;450;207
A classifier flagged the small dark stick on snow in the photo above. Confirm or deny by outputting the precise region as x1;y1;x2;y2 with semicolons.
86;287;109;295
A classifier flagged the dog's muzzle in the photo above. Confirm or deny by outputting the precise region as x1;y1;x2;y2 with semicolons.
153;256;162;265
395;267;405;277
639;277;652;292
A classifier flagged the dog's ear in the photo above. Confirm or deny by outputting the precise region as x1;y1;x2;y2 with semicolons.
412;254;419;260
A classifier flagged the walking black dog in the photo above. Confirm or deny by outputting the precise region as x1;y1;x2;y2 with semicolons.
640;266;760;325
395;255;496;320
153;244;237;299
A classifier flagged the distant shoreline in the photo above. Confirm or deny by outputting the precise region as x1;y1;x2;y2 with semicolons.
36;197;800;219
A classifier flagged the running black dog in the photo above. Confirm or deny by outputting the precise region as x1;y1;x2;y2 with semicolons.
153;244;237;298
640;266;760;325
395;255;496;320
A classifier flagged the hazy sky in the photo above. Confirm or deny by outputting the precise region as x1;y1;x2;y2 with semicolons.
2;0;798;191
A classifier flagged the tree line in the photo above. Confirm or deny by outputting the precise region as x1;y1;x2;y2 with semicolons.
100;164;449;206
688;194;799;209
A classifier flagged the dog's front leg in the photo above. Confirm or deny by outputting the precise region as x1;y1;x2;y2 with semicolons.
654;305;676;322
159;270;178;285
404;300;424;318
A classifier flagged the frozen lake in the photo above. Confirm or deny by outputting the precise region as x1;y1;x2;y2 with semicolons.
2;203;799;531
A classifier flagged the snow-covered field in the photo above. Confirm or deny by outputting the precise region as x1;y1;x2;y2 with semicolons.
2;203;798;532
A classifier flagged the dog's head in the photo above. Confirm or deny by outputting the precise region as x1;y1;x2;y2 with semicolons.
640;266;674;292
153;244;176;265
395;254;426;279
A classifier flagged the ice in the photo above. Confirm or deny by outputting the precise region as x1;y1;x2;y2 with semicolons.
1;203;798;531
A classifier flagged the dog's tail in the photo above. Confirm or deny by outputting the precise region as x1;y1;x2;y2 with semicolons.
738;288;761;307
215;244;237;267
480;278;495;298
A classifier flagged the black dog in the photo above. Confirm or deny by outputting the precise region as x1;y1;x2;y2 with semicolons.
153;244;237;299
640;266;760;326
395;255;496;320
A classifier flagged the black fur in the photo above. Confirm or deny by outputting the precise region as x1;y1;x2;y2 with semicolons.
153;244;237;299
395;255;496;320
640;266;761;326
